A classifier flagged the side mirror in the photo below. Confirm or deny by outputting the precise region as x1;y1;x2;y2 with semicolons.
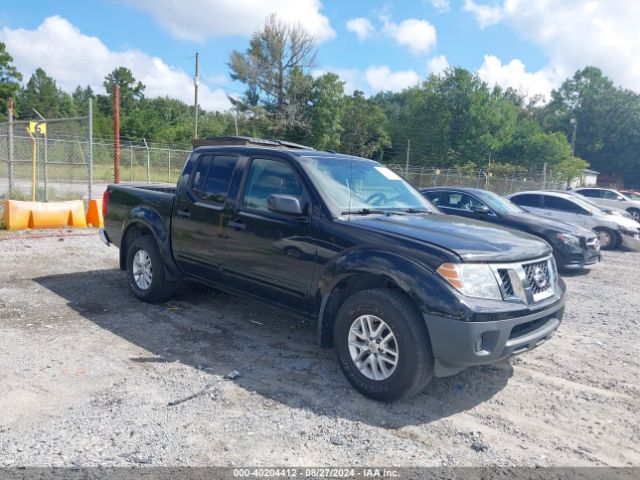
267;194;305;216
472;204;491;215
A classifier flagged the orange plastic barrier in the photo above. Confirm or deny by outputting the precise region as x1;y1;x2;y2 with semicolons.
85;199;104;227
2;200;87;231
3;199;31;231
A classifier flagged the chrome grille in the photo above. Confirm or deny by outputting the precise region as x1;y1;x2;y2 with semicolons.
586;237;600;251
498;269;514;296
490;256;555;305
523;260;551;295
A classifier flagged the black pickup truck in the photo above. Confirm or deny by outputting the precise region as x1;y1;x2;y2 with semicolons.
101;137;566;401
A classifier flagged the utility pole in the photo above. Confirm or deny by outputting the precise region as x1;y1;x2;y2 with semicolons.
405;139;411;177
570;117;577;156
33;108;47;201
7;98;14;195
114;84;121;183
542;162;547;189
193;52;200;139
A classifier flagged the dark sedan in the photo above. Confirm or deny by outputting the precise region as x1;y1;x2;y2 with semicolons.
421;187;601;272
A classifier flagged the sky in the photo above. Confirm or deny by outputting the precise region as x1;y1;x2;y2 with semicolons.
1;0;639;111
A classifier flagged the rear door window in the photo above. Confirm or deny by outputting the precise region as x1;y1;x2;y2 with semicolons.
543;195;584;213
578;189;602;198
510;194;541;208
192;154;239;204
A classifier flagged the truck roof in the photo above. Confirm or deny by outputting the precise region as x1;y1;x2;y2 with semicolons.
192;137;372;163
191;136;314;150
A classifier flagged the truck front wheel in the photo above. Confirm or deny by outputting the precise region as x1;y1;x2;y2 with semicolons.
126;235;175;303
333;288;434;401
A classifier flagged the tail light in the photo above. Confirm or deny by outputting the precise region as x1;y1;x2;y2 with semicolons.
102;190;109;218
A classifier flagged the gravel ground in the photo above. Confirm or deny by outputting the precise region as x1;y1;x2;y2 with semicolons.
0;230;639;467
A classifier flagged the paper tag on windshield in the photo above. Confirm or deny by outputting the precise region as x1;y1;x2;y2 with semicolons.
375;166;402;180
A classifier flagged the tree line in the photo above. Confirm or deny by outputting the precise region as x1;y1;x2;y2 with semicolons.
1;15;639;186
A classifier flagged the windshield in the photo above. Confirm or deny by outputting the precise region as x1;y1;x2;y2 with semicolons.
473;190;524;214
298;156;439;215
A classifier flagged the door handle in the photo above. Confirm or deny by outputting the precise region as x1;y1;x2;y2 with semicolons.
176;209;191;218
228;220;246;231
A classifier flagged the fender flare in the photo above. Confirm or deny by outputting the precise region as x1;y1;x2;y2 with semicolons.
315;248;460;347
119;206;181;280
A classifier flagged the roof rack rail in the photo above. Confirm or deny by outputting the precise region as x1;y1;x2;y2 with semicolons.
192;136;314;150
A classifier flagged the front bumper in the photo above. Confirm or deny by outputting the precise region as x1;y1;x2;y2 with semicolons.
620;231;640;251
424;296;565;377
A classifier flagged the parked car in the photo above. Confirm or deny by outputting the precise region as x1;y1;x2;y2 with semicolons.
571;187;640;221
101;136;566;402
507;190;640;251
421;187;600;272
619;190;640;201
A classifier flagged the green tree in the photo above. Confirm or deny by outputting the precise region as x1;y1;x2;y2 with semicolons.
0;42;22;118
307;73;345;150
102;66;145;113
16;68;64;118
540;66;640;185
229;14;317;135
341;91;390;158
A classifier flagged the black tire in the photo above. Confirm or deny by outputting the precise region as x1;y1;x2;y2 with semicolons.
333;288;433;401
628;208;640;222
594;227;618;250
126;235;175;303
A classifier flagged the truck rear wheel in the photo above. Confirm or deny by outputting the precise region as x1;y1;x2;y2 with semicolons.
126;235;175;303
333;288;433;401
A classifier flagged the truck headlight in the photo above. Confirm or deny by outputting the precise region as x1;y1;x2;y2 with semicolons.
437;263;502;300
556;233;581;247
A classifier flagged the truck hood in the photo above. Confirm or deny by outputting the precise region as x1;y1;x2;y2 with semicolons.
346;213;551;262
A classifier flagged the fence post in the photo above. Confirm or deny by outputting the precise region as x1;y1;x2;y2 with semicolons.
88;98;93;200
7;99;14;195
130;145;133;181
143;138;150;184
168;148;171;182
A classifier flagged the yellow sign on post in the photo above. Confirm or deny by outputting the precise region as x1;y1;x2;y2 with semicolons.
28;121;46;135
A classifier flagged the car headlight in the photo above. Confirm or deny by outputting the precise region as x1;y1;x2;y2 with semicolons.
437;263;502;300
556;233;581;247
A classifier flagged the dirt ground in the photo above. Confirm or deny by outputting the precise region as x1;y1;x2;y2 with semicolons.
0;230;639;467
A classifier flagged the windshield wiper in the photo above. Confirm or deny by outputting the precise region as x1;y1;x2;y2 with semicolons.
341;208;393;216
404;208;432;214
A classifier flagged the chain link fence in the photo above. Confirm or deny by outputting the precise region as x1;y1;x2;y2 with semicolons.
387;165;565;195
0;118;192;203
0;116;93;201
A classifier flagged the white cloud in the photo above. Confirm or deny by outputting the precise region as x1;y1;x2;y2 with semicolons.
464;0;640;94
119;0;335;43
346;17;374;41
428;0;451;13
427;55;450;75
463;0;504;28
0;16;232;111
383;18;437;55
477;55;557;101
365;66;420;92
